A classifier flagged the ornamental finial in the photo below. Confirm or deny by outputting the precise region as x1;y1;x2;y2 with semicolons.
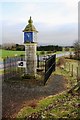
28;16;33;24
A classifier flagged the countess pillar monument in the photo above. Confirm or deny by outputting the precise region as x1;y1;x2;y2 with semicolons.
23;16;38;77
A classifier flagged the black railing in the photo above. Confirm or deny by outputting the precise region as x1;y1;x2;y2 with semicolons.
3;56;25;81
44;54;56;85
3;54;56;83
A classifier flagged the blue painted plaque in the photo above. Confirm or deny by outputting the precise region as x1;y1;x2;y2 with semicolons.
24;32;33;43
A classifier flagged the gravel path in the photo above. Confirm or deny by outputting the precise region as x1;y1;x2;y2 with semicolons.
2;74;67;118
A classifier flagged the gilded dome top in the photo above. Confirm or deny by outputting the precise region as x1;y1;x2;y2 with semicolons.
23;16;38;32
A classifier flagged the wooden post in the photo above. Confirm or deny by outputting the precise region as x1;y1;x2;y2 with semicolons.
69;63;70;72
78;61;80;81
71;64;73;77
77;67;78;82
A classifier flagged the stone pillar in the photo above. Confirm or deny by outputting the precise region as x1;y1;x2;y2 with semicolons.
25;43;37;77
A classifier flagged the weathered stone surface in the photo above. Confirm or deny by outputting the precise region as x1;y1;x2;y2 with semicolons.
25;43;37;77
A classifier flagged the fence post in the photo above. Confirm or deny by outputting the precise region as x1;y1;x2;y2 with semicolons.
77;67;79;82
71;64;73;77
20;56;22;74
54;55;56;71
6;58;8;80
3;59;5;81
9;58;10;78
69;63;70;72
44;60;46;85
37;55;39;68
78;61;80;82
15;56;17;74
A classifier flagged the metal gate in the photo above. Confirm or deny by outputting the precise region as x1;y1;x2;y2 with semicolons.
44;54;56;85
3;56;25;81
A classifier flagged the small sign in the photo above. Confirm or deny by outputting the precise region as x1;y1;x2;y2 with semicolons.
17;61;26;68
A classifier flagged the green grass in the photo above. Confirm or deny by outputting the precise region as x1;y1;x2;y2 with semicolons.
43;93;79;119
0;69;4;75
17;107;38;118
1;49;43;58
17;91;79;119
1;49;25;58
65;59;78;79
0;49;64;58
17;92;66;118
55;51;64;54
55;58;78;88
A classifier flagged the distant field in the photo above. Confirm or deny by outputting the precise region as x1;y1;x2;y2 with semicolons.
1;49;25;58
0;49;64;58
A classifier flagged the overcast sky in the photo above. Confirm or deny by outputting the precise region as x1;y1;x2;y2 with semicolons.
0;0;79;46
